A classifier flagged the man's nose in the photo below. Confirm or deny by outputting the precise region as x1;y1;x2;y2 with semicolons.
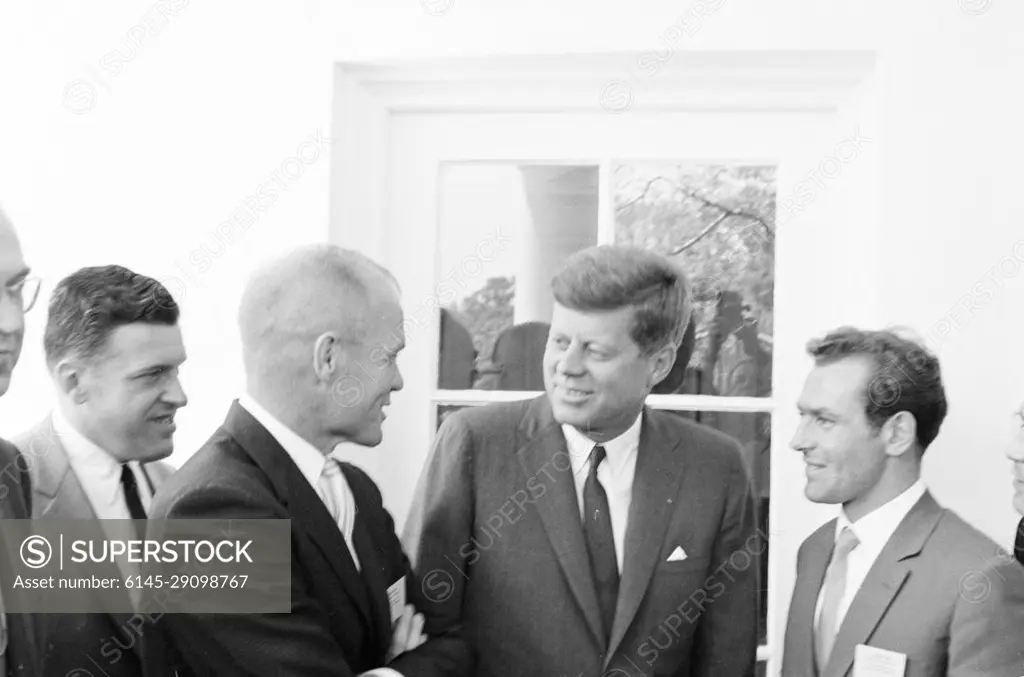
0;293;25;335
164;376;188;408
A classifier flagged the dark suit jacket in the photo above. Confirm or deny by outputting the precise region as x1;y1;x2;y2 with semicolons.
782;491;1024;677
13;416;175;677
1015;516;1023;566
145;400;471;677
0;438;38;677
403;395;759;677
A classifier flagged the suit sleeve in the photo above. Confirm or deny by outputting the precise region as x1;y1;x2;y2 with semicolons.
948;551;1024;677
690;443;759;677
146;486;364;677
400;413;477;670
350;470;472;677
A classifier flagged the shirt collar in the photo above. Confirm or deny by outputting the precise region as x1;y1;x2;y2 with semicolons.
238;393;330;488
52;404;132;506
562;409;643;475
836;478;927;546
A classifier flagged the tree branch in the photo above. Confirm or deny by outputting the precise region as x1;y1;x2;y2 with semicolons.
668;212;731;254
614;176;676;214
676;187;774;240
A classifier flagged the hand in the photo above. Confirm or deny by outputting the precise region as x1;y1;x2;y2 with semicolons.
386;603;427;662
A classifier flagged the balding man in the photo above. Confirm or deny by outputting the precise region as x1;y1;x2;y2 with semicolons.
146;245;470;677
0;207;40;676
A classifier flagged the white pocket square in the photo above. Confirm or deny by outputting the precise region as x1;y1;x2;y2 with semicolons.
666;546;688;562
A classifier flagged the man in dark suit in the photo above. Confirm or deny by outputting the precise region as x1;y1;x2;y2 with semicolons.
783;327;1024;677
11;265;186;677
147;244;471;677
0;206;39;676
1008;404;1024;565
404;245;759;677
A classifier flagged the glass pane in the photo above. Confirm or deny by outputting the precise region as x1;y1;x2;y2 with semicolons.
436;403;771;646
436;163;599;391
614;162;776;399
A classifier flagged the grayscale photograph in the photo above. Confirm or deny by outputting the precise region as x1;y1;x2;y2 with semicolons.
0;1;1022;676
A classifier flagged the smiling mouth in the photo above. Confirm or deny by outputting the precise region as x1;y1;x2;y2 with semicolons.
152;415;175;426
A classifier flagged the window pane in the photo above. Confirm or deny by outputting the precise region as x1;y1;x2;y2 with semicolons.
436;163;599;391
614;162;775;399
436;403;771;646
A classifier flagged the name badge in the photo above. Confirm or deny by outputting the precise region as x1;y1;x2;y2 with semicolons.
387;576;407;625
853;644;907;677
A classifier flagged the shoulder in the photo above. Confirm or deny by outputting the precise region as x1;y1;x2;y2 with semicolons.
649;409;746;471
434;398;533;450
928;506;1017;567
445;398;531;431
150;427;277;520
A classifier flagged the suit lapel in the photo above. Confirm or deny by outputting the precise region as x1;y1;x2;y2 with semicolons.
787;521;836;677
824;492;944;677
223;401;374;630
25;420;145;661
606;409;686;661
29;416;92;520
344;465;393;660
516;397;605;647
139;463;157;496
0;443;36;674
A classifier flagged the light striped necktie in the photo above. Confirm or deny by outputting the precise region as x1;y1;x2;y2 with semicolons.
815;526;860;670
317;457;361;571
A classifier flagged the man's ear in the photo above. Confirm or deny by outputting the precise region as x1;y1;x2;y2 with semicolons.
313;332;346;382
54;358;88;404
648;343;679;388
881;411;918;458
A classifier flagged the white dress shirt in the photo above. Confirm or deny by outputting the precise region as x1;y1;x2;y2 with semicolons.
238;394;360;570
563;412;643;574
52;405;154;519
814;479;927;631
239;395;403;677
52;406;155;604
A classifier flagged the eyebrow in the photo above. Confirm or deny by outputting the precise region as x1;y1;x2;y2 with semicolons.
796;405;838;418
4;267;30;285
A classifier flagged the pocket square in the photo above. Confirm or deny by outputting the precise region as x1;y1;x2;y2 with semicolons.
666;546;688;562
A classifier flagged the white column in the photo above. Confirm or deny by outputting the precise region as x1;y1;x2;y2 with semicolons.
514;166;600;324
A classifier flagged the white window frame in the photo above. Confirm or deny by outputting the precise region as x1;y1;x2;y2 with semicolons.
328;50;876;676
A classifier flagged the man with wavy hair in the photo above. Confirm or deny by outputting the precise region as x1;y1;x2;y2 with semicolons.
405;244;759;677
784;327;1024;676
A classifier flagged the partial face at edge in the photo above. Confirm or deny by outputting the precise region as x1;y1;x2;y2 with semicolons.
0;222;27;397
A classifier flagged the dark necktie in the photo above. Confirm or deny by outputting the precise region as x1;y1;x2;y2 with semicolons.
120;464;148;539
1015;516;1024;566
583;445;618;644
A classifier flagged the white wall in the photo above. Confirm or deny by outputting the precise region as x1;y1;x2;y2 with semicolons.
0;2;333;465
869;0;1024;546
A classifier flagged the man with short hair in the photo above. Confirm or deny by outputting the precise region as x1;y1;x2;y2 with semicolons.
147;244;471;677
783;327;1024;677
404;245;759;677
14;265;186;677
0;206;40;676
